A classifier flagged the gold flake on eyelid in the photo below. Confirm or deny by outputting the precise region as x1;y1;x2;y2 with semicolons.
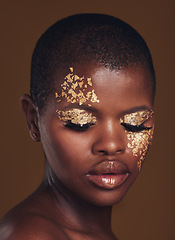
120;109;154;126
120;110;154;171
56;109;97;126
55;67;100;105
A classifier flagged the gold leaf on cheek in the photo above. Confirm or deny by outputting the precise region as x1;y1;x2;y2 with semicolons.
120;110;154;171
126;127;154;171
78;81;84;88
72;82;78;89
87;77;92;86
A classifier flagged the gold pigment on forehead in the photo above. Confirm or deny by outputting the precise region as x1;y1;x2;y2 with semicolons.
120;110;154;171
55;67;99;105
56;109;97;126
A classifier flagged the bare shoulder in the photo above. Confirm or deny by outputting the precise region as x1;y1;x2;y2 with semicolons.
0;211;66;240
0;218;51;240
0;189;66;240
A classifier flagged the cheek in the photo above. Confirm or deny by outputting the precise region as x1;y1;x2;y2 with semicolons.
126;128;154;171
44;127;90;176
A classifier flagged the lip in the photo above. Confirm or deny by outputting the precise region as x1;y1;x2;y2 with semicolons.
86;160;130;190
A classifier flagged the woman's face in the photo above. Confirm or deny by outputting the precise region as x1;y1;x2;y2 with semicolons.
38;64;154;206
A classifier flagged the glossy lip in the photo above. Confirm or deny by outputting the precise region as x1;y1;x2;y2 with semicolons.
86;160;130;190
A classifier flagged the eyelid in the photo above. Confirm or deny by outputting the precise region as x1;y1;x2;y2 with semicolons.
56;108;97;125
120;109;154;126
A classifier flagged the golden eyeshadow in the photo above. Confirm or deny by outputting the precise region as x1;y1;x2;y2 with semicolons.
55;67;99;106
56;109;97;126
120;109;154;126
120;110;154;171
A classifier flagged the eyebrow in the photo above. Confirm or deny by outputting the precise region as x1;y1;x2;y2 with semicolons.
122;105;153;115
61;104;153;115
62;103;98;113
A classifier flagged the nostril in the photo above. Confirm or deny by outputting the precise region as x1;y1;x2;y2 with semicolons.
95;148;124;156
92;138;126;156
98;150;106;155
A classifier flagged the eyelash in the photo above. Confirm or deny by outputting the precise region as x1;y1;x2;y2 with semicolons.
121;122;152;132
64;121;95;131
64;120;152;133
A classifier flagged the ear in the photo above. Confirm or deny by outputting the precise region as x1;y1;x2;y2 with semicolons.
20;94;40;142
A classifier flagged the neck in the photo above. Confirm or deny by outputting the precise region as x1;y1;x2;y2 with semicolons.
44;165;113;235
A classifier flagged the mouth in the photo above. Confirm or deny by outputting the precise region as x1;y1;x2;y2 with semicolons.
86;160;130;190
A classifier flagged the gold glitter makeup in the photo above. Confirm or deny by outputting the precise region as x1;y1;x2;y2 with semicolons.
55;67;100;106
120;109;154;126
120;110;154;171
56;108;97;126
126;128;154;171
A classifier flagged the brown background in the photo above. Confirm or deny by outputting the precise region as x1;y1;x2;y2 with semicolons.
0;0;174;239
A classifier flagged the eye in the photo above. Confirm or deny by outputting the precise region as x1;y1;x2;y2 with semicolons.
121;122;152;132
64;121;95;131
120;109;154;133
56;109;97;132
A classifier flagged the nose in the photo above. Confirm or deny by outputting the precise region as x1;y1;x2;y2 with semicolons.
92;120;126;156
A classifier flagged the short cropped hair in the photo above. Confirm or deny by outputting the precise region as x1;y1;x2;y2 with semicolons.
30;13;155;114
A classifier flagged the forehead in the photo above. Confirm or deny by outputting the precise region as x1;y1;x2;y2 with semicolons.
53;64;153;111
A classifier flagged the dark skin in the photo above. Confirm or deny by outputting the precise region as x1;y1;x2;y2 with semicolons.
0;64;154;240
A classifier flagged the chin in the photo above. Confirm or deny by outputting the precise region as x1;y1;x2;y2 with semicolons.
83;187;131;207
